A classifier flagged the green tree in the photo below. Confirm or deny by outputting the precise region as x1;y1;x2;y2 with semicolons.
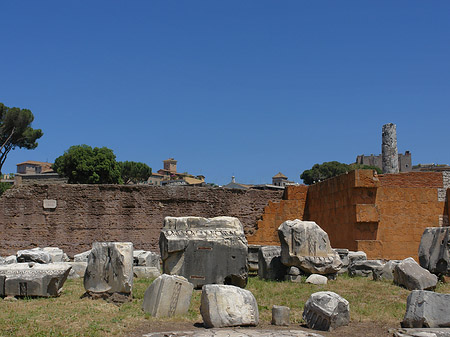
0;103;43;173
300;161;351;185
118;161;152;184
53;145;123;184
350;163;382;174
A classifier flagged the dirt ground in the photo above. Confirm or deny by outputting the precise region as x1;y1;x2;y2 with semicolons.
127;320;399;336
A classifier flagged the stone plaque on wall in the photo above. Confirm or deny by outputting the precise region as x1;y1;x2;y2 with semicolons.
43;199;57;209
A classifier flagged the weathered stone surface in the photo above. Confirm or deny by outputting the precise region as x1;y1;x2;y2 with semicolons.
53;262;87;279
278;220;342;275
0;262;71;297
302;291;350;331
160;216;248;288
382;123;399;174
5;255;17;264
17;248;51;264
402;290;450;328
201;284;259;328
258;246;286;281
133;266;161;279
348;260;385;278
74;250;91;262
394;328;450;337
272;305;290;326
83;242;133;296
0;256;5;265
419;227;450;276
142;274;193;317
285;275;302;283
348;251;367;265
288;266;301;276
247;245;261;272
133;250;161;269
306;274;328;285
42;247;69;263
373;260;400;281
394;258;438;291
334;249;349;273
142;329;325;337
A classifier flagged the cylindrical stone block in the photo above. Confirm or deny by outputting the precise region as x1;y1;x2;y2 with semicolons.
271;305;290;326
382;123;399;174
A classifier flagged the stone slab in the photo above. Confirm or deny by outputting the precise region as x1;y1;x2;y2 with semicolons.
142;330;324;337
0;262;71;297
142;274;193;317
258;245;286;281
160;216;248;288
200;284;259;328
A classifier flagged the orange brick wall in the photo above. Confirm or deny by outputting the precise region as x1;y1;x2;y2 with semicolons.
247;185;308;245
247;170;447;261
304;170;379;251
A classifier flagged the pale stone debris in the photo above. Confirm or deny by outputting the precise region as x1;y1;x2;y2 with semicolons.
160;216;248;288
419;227;450;276
348;251;367;265
53;262;87;279
285;266;302;282
74;250;91;262
83;242;134;299
5;255;17;264
247;244;261;272
258;245;286;281
142;330;324;337
302;291;350;331
348;259;385;278
271;305;290;326
200;284;259;328
133;250;161;269
142;274;193;317
393;328;450;337
373;260;401;281
133;266;161;279
0;262;71;297
306;274;328;285
402;290;450;328
17;248;52;264
42;247;70;263
278;220;342;275
334;249;349;274
394;257;438;291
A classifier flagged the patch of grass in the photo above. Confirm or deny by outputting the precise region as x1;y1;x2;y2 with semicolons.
1;275;449;336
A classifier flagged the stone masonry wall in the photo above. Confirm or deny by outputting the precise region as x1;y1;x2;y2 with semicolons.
0;185;282;257
246;185;308;245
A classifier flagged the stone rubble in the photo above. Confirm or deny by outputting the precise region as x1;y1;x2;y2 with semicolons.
334;248;349;274
0;262;71;297
142;274;193;317
271;305;290;326
16;248;52;264
83;242;134;301
402;290;450;328
133;266;161;279
393;328;450;337
160;216;248;288
258;245;286;281
302;291;350;331
133;250;161;269
278;220;342;275
394;258;438;291
142;330;324;337
348;259;385;278
247;244;261;272
305;274;328;285
419;227;450;276
285;266;302;283
74;250;91;262
373;260;401;281
200;284;259;328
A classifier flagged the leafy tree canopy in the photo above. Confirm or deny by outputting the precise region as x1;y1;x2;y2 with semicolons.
300;161;382;185
53;145;123;184
0;103;43;173
118;161;152;184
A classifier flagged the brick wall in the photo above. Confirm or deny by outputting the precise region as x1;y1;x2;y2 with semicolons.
304;170;379;251
247;185;308;245
0;185;282;257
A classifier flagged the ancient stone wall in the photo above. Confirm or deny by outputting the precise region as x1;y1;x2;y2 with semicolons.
249;170;447;261
304;170;379;252
0;185;282;257
246;185;308;246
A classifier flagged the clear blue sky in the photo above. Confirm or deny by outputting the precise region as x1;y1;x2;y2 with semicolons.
1;1;449;185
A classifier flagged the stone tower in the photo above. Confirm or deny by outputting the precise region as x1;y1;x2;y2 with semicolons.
382;123;399;174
